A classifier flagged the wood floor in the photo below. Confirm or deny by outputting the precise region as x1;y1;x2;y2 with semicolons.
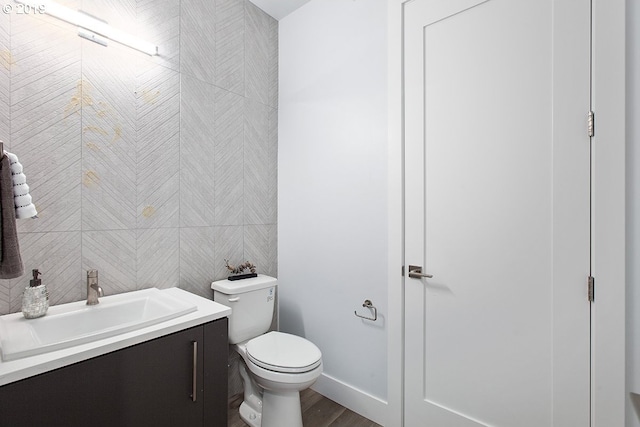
228;388;382;427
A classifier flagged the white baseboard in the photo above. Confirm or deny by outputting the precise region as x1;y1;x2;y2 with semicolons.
311;373;387;426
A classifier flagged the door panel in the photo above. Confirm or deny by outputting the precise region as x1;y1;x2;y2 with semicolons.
403;0;591;425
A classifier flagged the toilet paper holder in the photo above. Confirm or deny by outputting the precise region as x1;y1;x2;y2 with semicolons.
354;299;377;321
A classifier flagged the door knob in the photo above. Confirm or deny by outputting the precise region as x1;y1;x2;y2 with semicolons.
408;265;433;279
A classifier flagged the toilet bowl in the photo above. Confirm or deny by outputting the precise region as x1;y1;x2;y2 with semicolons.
211;275;323;427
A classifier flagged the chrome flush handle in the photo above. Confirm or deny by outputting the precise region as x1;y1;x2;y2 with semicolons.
408;265;433;279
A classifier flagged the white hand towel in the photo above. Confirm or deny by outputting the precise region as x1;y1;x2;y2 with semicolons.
12;173;26;185
4;152;37;219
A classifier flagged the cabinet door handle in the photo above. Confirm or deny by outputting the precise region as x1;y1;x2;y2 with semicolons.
191;341;198;402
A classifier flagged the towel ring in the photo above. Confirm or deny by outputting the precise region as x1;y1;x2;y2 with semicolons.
354;299;377;321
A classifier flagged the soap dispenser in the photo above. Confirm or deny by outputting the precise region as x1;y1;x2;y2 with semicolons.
22;269;49;319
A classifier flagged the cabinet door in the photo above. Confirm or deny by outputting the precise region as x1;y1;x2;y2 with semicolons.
0;326;205;427
203;318;228;426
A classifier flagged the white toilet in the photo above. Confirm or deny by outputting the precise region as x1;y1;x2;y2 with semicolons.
212;275;322;427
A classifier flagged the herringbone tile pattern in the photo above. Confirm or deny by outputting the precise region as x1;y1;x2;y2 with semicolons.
0;280;8;315
244;98;276;225
0;11;9;141
180;74;216;227
214;87;245;226
216;0;245;95
0;11;9;314
82;230;137;296
11;11;82;234
136;61;181;229
179;227;216;298
180;0;216;84
137;227;180;290
213;225;244;281
244;224;277;278
138;0;180;72
0;0;279;352
81;44;138;231
84;0;135;27
1;0;278;405
8;231;82;312
245;1;272;106
267;17;279;108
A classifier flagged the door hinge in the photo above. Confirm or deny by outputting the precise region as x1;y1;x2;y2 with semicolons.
588;276;595;302
401;265;405;277
588;111;595;137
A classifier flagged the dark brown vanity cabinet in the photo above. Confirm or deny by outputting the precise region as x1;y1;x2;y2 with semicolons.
0;318;228;427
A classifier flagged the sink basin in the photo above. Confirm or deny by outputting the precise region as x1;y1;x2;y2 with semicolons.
0;288;197;361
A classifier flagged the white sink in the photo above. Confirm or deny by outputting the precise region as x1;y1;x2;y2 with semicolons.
0;288;197;361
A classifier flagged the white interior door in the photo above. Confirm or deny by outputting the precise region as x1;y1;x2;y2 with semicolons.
403;0;592;426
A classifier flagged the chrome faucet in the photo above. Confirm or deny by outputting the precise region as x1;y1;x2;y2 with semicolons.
86;269;103;305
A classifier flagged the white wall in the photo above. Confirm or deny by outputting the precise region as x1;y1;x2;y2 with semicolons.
278;0;388;421
279;1;638;425
627;0;640;424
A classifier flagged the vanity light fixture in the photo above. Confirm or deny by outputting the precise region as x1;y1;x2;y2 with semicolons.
14;0;158;56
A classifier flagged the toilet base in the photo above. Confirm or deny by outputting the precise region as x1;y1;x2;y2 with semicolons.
239;400;262;427
238;360;263;427
261;389;303;427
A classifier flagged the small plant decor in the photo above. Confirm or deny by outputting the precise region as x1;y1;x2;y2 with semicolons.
224;259;258;281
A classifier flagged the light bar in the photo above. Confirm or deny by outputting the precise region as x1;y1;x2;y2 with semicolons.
14;0;158;56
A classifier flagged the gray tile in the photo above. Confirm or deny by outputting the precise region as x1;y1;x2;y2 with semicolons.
0;0;278;316
213;226;244;281
137;228;179;290
244;224;276;278
0;11;9;141
138;0;180;71
80;0;137;59
245;0;275;105
13;128;81;234
180;74;216;227
8;232;82;313
11;12;82;233
10;11;81;136
215;0;244;94
244;98;275;225
268;106;278;221
267;17;278;108
136;63;180;228
180;0;216;84
0;278;8;315
82;0;136;26
82;230;137;296
179;227;216;298
214;87;244;225
81;42;137;231
269;225;277;278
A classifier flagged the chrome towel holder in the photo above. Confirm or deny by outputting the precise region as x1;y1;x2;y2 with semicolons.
354;299;377;321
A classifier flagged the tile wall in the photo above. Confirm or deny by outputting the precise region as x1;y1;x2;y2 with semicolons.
0;0;277;394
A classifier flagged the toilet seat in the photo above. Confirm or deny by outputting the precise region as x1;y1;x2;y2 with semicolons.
246;331;322;374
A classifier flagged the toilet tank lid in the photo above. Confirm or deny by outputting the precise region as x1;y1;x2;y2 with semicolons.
211;274;277;294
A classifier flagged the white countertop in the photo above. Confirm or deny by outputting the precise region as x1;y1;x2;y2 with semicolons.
0;288;231;387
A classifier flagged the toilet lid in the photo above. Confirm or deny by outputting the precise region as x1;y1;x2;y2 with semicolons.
246;331;322;374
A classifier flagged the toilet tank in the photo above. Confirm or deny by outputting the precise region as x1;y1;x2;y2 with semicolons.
211;275;277;344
